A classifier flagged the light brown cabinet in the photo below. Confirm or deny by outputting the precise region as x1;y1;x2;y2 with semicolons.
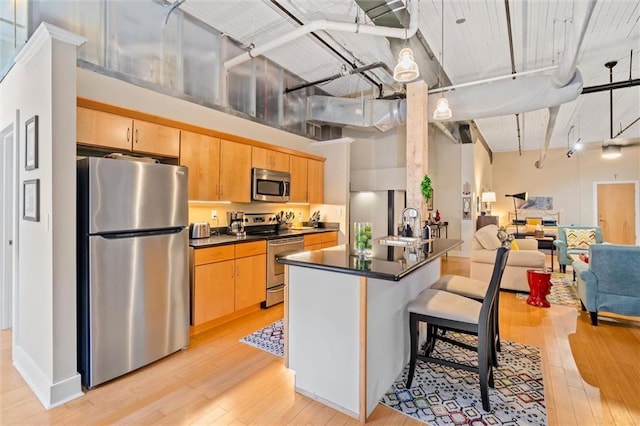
307;158;325;204
304;231;338;251
180;131;220;201
77;106;180;157
220;139;252;202
289;155;308;203
252;146;289;172
193;245;235;325
235;241;266;311
192;241;266;326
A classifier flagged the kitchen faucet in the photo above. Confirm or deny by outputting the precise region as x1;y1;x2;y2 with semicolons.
400;207;421;238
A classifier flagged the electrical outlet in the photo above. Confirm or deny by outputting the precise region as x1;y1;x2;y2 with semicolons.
211;210;217;219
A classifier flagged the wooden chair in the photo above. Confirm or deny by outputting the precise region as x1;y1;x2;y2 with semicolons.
406;246;510;412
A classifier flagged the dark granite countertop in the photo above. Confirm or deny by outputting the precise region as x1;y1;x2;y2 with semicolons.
277;238;463;281
189;227;339;248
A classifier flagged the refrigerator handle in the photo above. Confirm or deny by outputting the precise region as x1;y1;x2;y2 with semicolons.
98;227;185;239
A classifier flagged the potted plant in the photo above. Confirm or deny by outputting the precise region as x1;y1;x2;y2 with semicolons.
421;174;433;204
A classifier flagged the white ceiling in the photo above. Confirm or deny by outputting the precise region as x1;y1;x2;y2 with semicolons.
178;0;639;154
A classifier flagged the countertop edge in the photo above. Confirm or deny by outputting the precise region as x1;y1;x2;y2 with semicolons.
279;239;463;281
189;228;339;248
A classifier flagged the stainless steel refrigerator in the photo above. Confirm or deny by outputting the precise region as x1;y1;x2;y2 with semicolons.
77;157;190;389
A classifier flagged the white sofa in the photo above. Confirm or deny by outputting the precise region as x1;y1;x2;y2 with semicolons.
470;224;546;292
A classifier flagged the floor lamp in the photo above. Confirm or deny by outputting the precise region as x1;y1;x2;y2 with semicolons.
505;192;528;237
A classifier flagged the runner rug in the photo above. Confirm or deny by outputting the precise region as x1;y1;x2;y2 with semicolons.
516;272;580;307
241;323;547;425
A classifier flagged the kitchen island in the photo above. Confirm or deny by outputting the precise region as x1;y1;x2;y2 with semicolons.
278;239;462;422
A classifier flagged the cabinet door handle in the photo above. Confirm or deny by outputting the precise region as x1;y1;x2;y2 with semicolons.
127;128;130;142
135;128;139;144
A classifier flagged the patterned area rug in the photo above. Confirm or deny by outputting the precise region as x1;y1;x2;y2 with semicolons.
239;319;284;357
516;273;580;307
381;333;546;425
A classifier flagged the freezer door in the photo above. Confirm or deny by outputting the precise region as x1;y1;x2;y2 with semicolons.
86;228;189;388
83;157;188;234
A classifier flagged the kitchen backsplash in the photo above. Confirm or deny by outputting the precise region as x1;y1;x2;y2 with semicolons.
188;202;311;227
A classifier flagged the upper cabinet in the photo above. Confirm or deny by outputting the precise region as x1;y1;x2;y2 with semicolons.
77;106;180;158
308;158;325;204
180;130;220;201
289;155;308;203
252;146;289;172
219;139;252;203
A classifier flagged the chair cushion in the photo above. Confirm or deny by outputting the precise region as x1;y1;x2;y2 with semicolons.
430;275;487;300
475;225;502;250
565;228;596;249
408;289;481;324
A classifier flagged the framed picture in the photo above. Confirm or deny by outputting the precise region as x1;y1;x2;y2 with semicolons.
25;115;38;170
462;196;472;220
427;191;434;211
23;179;40;222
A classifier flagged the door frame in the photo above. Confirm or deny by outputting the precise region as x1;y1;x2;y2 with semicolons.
593;180;640;245
1;110;19;330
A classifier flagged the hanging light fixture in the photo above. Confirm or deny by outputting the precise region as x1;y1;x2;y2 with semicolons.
601;144;621;159
433;0;452;120
393;47;420;82
393;5;419;82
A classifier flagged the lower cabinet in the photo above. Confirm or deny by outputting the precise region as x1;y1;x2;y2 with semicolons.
192;241;266;327
304;231;339;251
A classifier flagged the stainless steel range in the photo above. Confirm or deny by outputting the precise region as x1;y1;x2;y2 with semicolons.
244;213;305;308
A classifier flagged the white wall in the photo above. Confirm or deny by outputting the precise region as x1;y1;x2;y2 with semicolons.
491;146;640;227
0;23;84;408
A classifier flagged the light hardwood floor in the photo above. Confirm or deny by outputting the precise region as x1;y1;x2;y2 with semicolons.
2;255;640;425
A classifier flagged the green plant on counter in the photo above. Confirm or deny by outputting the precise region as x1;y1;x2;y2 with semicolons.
421;174;433;202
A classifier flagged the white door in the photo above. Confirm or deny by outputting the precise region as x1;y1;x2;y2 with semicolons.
1;121;16;329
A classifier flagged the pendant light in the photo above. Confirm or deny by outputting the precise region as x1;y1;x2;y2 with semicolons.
433;0;452;120
393;3;419;82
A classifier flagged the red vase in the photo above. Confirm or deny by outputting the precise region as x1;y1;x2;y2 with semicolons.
526;269;551;308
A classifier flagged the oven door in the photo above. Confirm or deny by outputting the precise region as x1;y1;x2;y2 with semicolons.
267;236;305;287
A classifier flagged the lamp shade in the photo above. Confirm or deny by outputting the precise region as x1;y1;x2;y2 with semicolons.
506;192;528;201
393;48;419;82
433;96;452;120
602;144;621;159
481;192;496;203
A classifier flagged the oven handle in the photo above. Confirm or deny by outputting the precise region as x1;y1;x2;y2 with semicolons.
268;237;304;246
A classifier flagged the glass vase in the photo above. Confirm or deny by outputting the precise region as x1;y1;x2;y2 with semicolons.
353;222;373;257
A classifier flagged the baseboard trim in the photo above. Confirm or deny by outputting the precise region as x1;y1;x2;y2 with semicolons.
13;344;84;409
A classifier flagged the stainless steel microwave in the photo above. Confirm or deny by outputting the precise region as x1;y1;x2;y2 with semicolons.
252;168;291;202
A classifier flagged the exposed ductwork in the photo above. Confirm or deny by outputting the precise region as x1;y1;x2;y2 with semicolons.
307;95;406;132
224;0;419;69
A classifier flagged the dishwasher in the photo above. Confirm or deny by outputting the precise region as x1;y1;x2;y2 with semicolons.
264;236;305;308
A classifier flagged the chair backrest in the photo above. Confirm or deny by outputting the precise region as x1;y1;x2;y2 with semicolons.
589;244;640;296
479;247;510;329
557;225;603;246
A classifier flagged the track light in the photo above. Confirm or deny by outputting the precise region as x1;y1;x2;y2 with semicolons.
393;48;419;82
566;138;583;158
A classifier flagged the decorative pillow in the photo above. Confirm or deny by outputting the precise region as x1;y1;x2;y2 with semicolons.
542;219;557;226
475;225;502;250
525;224;537;234
526;217;542;225
565;228;597;249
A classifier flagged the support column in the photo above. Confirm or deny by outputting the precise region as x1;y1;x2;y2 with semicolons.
405;81;429;219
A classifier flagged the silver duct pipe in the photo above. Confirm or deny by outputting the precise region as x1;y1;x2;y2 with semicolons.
551;0;597;88
224;0;419;69
534;106;560;169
